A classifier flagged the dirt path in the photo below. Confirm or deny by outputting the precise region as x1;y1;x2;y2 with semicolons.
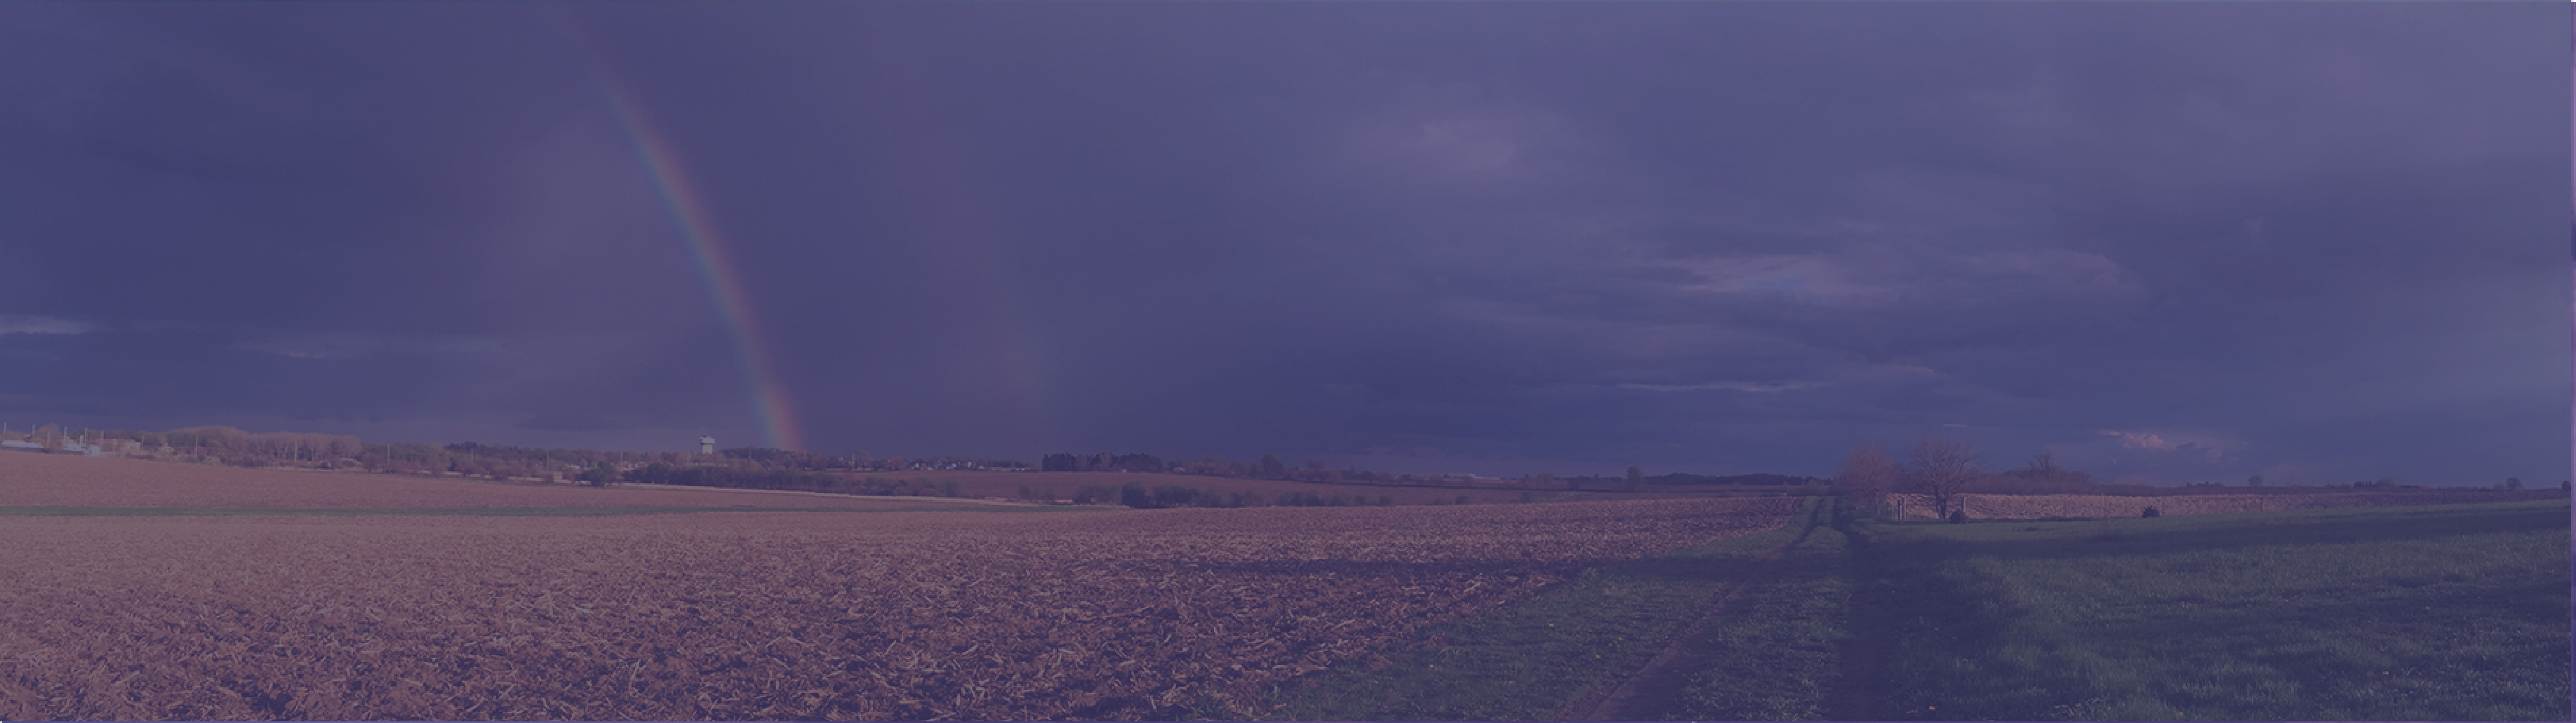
1822;511;1889;722
1555;516;1818;721
1822;631;1890;721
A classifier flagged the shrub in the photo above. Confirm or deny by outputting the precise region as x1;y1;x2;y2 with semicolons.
1947;509;1968;524
2142;506;2162;518
1455;494;1471;505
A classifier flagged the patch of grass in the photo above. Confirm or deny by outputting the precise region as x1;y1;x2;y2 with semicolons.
0;504;1046;517
1664;504;1853;720
1850;499;2572;721
1255;498;1822;721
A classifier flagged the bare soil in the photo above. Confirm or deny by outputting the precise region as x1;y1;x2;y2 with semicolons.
0;496;1797;720
832;468;1820;506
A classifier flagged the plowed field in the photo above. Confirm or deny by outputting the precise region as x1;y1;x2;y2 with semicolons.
0;497;1796;720
803;469;1806;505
1888;490;2564;520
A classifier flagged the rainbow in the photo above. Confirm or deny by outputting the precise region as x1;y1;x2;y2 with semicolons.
582;62;807;452
557;11;1065;454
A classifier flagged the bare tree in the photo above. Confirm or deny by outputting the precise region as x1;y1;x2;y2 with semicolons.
1836;442;1900;515
1904;435;1984;520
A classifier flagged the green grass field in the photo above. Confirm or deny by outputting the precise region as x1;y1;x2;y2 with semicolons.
1662;506;1854;720
1257;499;1864;715
1254;497;1843;721
1260;497;2570;721
1851;499;2571;721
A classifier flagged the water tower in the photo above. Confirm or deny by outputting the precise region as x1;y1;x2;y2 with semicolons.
700;435;716;454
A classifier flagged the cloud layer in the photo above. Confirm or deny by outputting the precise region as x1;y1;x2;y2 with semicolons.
0;4;2563;485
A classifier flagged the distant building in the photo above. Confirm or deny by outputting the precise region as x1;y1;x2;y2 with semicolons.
700;435;716;454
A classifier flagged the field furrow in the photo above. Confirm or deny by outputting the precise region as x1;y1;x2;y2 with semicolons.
0;499;1796;720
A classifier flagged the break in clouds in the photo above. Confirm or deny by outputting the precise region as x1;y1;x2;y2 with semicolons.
0;3;2563;485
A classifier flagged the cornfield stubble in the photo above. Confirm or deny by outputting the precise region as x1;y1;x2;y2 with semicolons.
0;475;1795;720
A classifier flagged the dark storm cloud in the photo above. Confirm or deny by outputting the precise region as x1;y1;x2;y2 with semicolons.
0;3;2561;485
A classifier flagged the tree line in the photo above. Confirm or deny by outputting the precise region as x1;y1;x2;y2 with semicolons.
8;425;364;467
19;422;1836;501
1034;451;1829;494
10;425;1036;482
621;463;974;498
1835;435;2563;522
1835;436;1985;520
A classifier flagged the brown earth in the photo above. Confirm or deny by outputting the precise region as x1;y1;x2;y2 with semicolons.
829;468;1812;506
0;496;1798;720
1886;489;2566;520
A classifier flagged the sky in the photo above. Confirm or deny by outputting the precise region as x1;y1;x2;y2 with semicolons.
0;3;2565;486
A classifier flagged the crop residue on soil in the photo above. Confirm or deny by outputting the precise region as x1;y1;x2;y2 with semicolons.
0;498;1796;720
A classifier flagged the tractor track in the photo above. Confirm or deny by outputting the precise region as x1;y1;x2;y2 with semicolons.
1555;506;1822;721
